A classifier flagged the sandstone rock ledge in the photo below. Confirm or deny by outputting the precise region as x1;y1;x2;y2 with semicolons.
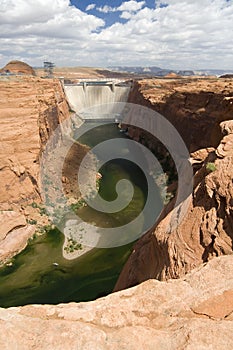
0;255;233;349
0;211;35;263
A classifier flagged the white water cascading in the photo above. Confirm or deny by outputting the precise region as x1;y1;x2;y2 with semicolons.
63;83;131;121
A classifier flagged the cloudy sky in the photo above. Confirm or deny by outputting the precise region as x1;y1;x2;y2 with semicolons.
0;0;232;69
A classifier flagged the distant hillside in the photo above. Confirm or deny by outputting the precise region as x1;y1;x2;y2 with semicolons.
109;66;195;76
109;66;233;77
109;66;174;76
0;60;36;76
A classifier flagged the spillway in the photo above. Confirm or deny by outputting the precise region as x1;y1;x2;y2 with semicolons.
63;82;131;120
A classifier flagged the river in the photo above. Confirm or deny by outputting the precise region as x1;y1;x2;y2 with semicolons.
0;123;151;307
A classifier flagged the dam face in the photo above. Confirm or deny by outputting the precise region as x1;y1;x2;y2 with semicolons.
63;81;131;120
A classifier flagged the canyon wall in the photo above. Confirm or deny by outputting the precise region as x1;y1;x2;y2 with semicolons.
0;76;74;262
115;78;233;291
0;76;70;210
127;78;233;152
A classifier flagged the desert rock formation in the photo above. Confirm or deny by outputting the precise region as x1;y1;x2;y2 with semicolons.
115;118;233;291
0;60;36;76
115;78;233;290
0;73;98;263
0;211;35;262
0;75;71;262
0;255;233;349
0;76;69;209
127;78;233;152
1;72;233;348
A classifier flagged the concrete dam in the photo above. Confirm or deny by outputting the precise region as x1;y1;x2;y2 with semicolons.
63;80;131;122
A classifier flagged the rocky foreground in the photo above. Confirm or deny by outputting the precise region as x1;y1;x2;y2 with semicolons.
0;255;233;349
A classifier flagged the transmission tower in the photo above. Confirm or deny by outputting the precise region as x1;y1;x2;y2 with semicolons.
44;61;55;78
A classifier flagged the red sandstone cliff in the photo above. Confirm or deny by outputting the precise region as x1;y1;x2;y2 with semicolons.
127;78;233;152
0;75;71;261
115;82;233;290
0;76;69;210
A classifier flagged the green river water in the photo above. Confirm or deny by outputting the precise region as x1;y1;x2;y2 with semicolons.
0;123;151;307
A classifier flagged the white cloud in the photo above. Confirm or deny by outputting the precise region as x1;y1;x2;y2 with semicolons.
0;0;70;24
97;5;116;13
95;0;233;69
0;0;232;69
97;1;145;14
118;1;145;12
0;0;104;38
119;1;146;18
86;3;96;11
120;11;133;19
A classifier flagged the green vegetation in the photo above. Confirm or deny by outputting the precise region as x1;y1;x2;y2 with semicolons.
31;201;39;208
43;176;53;186
64;237;82;253
27;225;53;244
206;162;216;173
26;218;37;225
70;199;85;212
36;224;54;235
164;191;174;205
28;232;39;243
30;202;47;216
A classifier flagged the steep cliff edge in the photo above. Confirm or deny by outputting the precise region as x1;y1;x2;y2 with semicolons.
127;78;233;152
115;117;233;290
0;76;70;208
0;255;233;349
0;76;73;262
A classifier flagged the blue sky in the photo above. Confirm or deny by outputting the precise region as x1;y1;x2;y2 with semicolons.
0;0;232;69
71;0;157;27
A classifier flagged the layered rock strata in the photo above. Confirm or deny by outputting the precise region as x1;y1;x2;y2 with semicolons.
0;76;72;262
115;119;233;290
127;78;233;152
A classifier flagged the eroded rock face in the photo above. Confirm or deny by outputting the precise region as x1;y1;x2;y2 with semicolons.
0;76;70;210
115;119;233;291
0;255;233;349
0;211;35;262
0;74;97;261
127;78;233;152
0;76;73;261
